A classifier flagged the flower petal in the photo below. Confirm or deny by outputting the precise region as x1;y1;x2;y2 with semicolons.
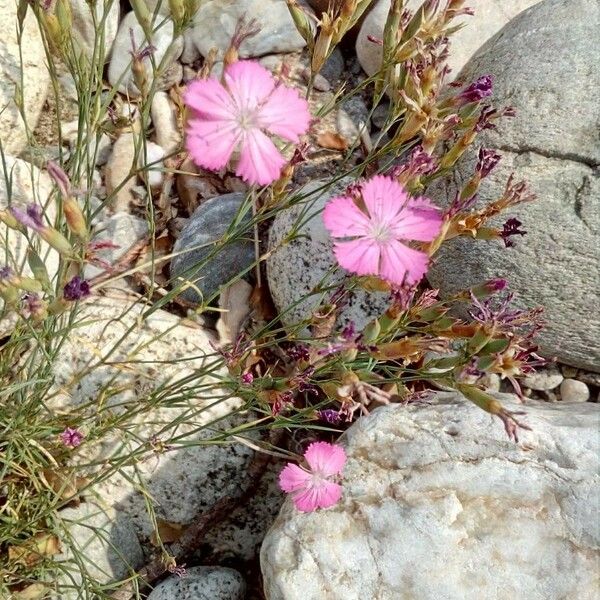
256;84;311;142
360;175;408;223
323;195;372;239
292;481;342;512
379;239;430;285
304;441;347;477
279;463;312;493
390;206;443;242
236;129;286;186
186;118;240;171
184;77;237;121
224;60;275;113
332;238;380;277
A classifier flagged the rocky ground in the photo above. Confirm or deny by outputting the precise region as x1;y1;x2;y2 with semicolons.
0;0;598;598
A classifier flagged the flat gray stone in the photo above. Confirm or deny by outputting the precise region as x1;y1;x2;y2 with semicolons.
426;0;600;372
170;193;255;304
148;566;245;600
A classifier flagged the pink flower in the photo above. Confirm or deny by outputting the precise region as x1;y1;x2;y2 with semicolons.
323;175;443;285
59;427;84;448
184;61;311;186
279;441;346;512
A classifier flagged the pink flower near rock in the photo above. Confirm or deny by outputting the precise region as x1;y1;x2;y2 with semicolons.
323;175;443;285
184;60;311;186
279;441;346;512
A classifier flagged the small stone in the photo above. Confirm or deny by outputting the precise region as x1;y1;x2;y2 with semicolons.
70;0;119;62
577;371;600;388
191;0;308;59
148;566;245;600
181;28;201;64
560;379;590;403
480;373;501;393
151;92;181;155
371;103;390;129
105;131;137;212
521;367;564;391
311;72;331;92
170;193;255;304
267;178;389;329
55;502;143;598
561;365;579;378
156;60;183;91
320;47;344;84
108;12;183;97
139;141;166;189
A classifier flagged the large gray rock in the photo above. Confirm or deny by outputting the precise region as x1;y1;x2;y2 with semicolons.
267;179;390;329
356;0;543;80
426;0;600;372
170;193;255;305
0;0;51;154
45;297;246;542
148;566;245;600
55;502;144;598
191;0;308;59
261;392;600;600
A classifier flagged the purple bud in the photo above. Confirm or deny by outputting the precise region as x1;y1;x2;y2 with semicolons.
485;278;508;293
341;321;356;341
63;276;91;301
457;75;493;105
10;204;45;232
47;161;71;197
60;427;84;448
318;409;342;425
476;148;502;178
500;218;527;247
241;372;254;385
0;265;13;282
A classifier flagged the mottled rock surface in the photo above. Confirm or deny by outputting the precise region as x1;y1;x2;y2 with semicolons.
267;179;390;329
356;0;543;80
262;392;600;600
426;0;600;371
148;566;246;600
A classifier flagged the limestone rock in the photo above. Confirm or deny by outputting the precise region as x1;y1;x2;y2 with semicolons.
0;0;51;154
267;179;390;329
70;0;119;62
356;0;543;80
261;392;600;600
559;379;590;403
426;0;600;371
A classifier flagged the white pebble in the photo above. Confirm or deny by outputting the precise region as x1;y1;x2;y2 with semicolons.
151;92;181;155
522;367;564;391
559;379;590;403
139;142;166;189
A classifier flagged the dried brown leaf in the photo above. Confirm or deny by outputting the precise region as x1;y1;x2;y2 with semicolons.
12;583;48;599
316;131;348;151
216;280;253;345
150;519;184;546
8;534;61;567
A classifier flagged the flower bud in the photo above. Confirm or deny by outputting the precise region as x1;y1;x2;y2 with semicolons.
63;197;88;239
39;227;72;255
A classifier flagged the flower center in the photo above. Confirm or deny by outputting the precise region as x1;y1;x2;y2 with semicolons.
237;109;257;131
369;220;392;243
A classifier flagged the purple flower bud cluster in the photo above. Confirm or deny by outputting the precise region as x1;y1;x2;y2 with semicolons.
476;148;502;178
457;75;493;105
63;276;91;301
500;218;527;247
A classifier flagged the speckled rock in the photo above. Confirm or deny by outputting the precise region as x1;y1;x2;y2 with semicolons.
356;0;543;80
426;0;600;372
261;392;600;600
108;12;183;97
43;298;254;546
170;193;255;305
148;566;245;600
0;0;51;154
55;502;144;598
191;0;308;59
267;179;390;329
